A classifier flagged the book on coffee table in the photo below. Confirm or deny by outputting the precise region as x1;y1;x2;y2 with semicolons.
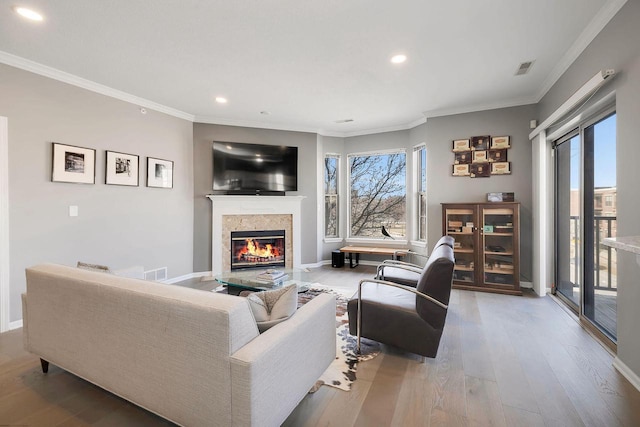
255;270;288;282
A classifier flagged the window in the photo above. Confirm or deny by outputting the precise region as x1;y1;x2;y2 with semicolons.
324;155;339;238
348;150;406;239
605;194;613;207
415;145;427;241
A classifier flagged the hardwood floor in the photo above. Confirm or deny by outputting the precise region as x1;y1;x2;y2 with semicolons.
2;265;639;426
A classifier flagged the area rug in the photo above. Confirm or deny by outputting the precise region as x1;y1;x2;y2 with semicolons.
299;286;380;392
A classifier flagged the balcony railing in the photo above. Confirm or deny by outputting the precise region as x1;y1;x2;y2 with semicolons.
570;215;617;291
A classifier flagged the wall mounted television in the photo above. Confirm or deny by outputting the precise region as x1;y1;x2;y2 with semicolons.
212;141;298;195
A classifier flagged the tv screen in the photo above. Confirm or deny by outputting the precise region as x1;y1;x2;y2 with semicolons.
212;141;298;194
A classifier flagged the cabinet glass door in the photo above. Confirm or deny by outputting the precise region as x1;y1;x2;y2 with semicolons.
482;207;516;287
446;208;476;284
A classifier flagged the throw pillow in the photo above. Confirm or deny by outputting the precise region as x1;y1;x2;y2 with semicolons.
246;284;298;332
77;262;113;274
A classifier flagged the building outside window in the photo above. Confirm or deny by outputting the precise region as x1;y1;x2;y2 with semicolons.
415;145;427;242
324;154;339;238
348;150;406;239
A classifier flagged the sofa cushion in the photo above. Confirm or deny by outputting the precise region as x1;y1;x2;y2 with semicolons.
247;284;298;332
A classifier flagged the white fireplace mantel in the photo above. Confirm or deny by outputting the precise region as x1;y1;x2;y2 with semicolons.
207;195;305;274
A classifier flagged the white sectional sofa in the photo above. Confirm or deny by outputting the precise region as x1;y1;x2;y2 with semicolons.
21;264;336;426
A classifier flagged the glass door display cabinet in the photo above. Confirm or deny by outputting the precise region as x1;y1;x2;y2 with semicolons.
442;202;521;295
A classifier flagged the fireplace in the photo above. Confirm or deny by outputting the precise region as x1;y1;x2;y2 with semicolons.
208;195;303;273
231;230;286;270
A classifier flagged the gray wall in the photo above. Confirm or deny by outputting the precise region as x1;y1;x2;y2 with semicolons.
418;105;536;282
537;0;640;379
0;63;194;322
192;123;318;272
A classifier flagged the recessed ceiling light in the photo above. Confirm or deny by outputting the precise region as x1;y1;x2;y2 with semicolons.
215;97;228;104
390;54;407;64
13;6;43;21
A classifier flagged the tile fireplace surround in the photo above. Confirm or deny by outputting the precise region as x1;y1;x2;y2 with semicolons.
207;195;305;274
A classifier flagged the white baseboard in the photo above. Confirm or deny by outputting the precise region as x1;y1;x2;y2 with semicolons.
613;357;640;392
301;261;327;269
9;319;23;330
520;281;533;289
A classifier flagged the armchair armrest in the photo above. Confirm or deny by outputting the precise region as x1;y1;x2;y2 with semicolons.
376;262;422;280
380;259;422;268
355;279;448;354
395;249;429;264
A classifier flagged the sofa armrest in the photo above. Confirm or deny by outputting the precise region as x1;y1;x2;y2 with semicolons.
229;292;336;427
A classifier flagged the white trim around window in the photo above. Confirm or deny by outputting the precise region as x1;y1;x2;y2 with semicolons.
413;143;427;244
0;117;9;332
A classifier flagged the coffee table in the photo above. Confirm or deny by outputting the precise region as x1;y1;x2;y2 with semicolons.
214;269;313;295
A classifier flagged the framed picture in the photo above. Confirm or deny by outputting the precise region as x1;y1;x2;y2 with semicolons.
452;139;470;152
488;149;508;162
491;136;511;149
470;163;490;178
491;162;512;175
452;164;470;176
105;151;139;186
473;151;488;163
470;136;490;151
454;151;472;164
51;142;96;184
147;157;174;188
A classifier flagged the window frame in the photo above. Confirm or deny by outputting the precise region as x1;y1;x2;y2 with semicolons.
323;154;340;241
413;144;427;245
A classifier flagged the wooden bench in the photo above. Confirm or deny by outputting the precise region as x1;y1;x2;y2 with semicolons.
339;246;409;268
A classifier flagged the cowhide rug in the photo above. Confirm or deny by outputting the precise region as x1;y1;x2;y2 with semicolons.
299;286;380;392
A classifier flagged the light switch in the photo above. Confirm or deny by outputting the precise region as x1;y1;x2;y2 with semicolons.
69;205;78;217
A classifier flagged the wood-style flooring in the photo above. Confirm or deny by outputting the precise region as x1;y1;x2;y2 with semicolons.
1;265;639;426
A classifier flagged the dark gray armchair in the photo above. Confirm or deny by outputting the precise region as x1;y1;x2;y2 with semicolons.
375;235;454;287
347;244;455;358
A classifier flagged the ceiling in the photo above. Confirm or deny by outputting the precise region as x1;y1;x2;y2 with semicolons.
0;0;626;136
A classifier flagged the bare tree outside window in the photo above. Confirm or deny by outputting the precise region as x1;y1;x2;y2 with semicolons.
349;151;406;238
324;155;339;238
415;145;427;241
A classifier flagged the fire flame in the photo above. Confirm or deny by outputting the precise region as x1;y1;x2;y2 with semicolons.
237;239;281;260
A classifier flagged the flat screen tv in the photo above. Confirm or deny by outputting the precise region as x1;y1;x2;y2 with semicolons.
212;141;298;195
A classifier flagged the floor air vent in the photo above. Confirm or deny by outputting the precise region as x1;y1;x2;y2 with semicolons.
144;267;168;282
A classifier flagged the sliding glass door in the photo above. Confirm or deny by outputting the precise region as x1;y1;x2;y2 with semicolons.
584;113;617;339
555;133;581;310
554;111;617;341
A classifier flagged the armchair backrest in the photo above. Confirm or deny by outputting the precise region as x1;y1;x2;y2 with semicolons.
415;244;455;329
434;235;455;250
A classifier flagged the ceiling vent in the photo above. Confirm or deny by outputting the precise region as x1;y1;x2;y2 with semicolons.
515;61;535;76
335;119;354;124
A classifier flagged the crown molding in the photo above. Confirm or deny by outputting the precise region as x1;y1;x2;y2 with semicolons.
534;0;627;102
424;97;536;119
193;115;324;135
194;115;428;138
0;50;195;122
340;116;427;138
